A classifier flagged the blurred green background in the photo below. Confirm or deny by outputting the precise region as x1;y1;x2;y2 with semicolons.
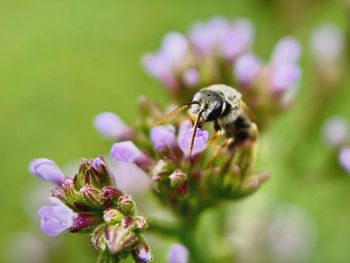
1;0;349;262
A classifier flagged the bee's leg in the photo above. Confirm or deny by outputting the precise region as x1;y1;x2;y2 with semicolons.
247;123;258;170
206;137;234;168
207;121;222;145
239;123;258;175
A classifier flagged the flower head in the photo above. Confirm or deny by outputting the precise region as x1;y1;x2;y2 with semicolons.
32;157;152;261
29;158;66;186
142;17;302;128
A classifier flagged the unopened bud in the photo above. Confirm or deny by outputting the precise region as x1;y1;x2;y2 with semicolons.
118;195;135;216
103;187;124;206
103;208;124;224
104;224;137;254
62;179;83;207
80;185;104;210
169;169;188;187
132;242;153;262
91;223;107;251
92;156;115;187
133;216;148;231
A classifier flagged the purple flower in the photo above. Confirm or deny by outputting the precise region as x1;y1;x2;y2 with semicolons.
322;116;348;147
150;125;176;151
38;197;74;236
111;141;151;169
270;63;301;93
221;19;253;60
29;158;66;186
177;121;208;156
310;23;344;63
161;31;188;67
94;112;131;140
339;147;350;173
178;120;192;139
234;53;261;85
142;53;177;90
182;68;199;87
167;243;189;263
271;37;301;64
188;16;229;54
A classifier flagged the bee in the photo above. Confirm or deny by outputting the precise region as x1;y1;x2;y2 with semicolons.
153;84;258;158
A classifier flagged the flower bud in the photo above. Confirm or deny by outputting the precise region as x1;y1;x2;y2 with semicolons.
103;208;125;224
70;212;103;233
62;179;83;206
239;171;270;196
121;217;134;229
51;187;65;201
133;243;153;262
92;156;115;187
169;169;188;187
117;195;135;216
29;158;66;186
151;158;176;178
94;112;132;140
103;187;124;206
133;216;148;231
104;224;137;254
91;223;107;251
80;185;104;210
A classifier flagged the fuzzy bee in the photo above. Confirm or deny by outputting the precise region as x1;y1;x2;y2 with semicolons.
153;84;258;157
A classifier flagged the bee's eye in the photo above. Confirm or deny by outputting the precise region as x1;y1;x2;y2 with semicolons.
206;102;223;121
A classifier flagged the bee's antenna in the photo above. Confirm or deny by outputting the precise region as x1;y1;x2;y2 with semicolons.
189;109;203;156
152;101;199;128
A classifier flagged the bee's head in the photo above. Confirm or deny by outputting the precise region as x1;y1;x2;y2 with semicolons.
190;90;226;126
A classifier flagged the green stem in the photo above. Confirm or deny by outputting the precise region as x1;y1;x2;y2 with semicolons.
178;220;203;263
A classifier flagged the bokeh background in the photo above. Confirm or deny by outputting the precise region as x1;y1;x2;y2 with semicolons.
1;0;349;262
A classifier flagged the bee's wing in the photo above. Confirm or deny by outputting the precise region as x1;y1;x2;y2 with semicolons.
240;101;256;122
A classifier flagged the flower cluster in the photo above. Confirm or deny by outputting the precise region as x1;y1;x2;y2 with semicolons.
142;16;302;127
323;116;350;174
29;157;152;262
96;97;269;223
